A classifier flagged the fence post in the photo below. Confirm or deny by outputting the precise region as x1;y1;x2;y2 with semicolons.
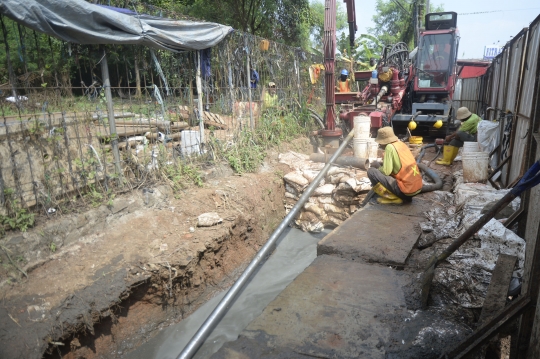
100;49;123;182
295;53;303;106
245;36;254;130
196;51;205;147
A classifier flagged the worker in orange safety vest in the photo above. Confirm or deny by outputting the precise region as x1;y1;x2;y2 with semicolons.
335;69;351;92
367;127;423;204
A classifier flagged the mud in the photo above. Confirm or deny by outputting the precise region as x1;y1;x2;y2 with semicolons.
0;138;314;359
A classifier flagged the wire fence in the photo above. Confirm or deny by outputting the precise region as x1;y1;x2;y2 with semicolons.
0;6;328;220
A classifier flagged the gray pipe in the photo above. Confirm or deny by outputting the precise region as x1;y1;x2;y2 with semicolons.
416;143;436;164
419;163;442;192
177;131;355;359
309;153;370;170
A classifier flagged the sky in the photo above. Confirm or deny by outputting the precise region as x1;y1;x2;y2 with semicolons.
348;0;540;59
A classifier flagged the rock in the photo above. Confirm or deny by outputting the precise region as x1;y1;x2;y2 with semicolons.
417;232;437;249
197;212;223;227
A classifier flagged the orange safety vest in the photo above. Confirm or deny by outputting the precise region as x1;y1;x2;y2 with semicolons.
390;141;423;195
338;79;351;92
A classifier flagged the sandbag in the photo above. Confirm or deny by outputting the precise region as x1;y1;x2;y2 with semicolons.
333;193;358;205
284;171;309;191
328;173;346;184
312;184;335;196
303;203;328;221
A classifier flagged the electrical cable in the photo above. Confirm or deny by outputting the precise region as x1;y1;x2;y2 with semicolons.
459;8;540;15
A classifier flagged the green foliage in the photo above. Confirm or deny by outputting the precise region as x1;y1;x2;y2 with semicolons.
226;128;266;174
162;162;203;191
85;185;103;208
49;242;57;253
225;109;308;174
0;188;35;234
310;1;347;51
368;0;444;48
185;0;312;48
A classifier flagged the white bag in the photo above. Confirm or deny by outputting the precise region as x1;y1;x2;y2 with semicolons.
476;120;500;169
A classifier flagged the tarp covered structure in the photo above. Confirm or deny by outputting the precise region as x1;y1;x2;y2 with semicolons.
0;0;233;52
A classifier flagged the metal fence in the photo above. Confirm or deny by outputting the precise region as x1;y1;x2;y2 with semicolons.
454;13;540;358
0;6;327;216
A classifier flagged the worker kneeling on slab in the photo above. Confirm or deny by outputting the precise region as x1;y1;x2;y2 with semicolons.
367;127;423;205
436;106;481;166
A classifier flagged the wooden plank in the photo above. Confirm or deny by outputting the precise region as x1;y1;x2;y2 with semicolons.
478;254;518;325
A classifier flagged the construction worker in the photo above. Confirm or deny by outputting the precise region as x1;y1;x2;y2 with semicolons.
336;69;351;92
263;81;278;109
436;107;481;166
367;127;423;204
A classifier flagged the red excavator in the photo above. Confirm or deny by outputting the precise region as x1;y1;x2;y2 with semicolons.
315;0;459;147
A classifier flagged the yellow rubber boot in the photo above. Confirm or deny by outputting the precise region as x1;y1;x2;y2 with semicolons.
377;197;403;205
436;145;458;166
372;183;403;205
450;145;459;162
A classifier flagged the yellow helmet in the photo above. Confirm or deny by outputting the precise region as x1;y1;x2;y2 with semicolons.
408;120;417;131
433;119;443;129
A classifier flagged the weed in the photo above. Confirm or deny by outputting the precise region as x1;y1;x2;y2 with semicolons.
0;188;35;234
49;242;57;253
86;185;103;207
162;162;203;191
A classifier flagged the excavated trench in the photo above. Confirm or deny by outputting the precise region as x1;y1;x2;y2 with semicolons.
0;152;303;359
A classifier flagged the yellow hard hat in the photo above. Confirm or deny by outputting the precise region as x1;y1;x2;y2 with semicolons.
408;120;417;131
433;119;443;129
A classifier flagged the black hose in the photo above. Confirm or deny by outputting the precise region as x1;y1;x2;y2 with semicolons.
419;163;442;192
416;143;437;163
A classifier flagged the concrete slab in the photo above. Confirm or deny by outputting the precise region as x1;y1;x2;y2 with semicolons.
317;203;422;265
372;195;433;218
211;255;409;359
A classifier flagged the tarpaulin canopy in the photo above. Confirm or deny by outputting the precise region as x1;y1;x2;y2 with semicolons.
0;0;233;52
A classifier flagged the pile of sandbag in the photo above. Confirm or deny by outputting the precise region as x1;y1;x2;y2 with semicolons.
279;151;372;232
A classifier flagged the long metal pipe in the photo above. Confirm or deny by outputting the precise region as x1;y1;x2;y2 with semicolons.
309;153;370;170
177;131;355;359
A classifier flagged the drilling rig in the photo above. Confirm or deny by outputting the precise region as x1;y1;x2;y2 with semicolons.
317;0;459;147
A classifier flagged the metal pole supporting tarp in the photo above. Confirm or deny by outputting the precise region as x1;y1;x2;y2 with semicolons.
177;131;355;359
196;51;205;147
245;36;254;130
100;49;123;181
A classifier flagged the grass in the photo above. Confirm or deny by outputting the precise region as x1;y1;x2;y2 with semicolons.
213;108;311;174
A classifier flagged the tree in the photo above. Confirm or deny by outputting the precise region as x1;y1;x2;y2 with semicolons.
368;0;444;49
309;1;347;51
187;0;312;48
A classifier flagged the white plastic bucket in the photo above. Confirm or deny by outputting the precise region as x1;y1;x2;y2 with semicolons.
368;140;378;161
462;151;489;183
353;138;369;159
463;141;480;153
353;115;371;139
